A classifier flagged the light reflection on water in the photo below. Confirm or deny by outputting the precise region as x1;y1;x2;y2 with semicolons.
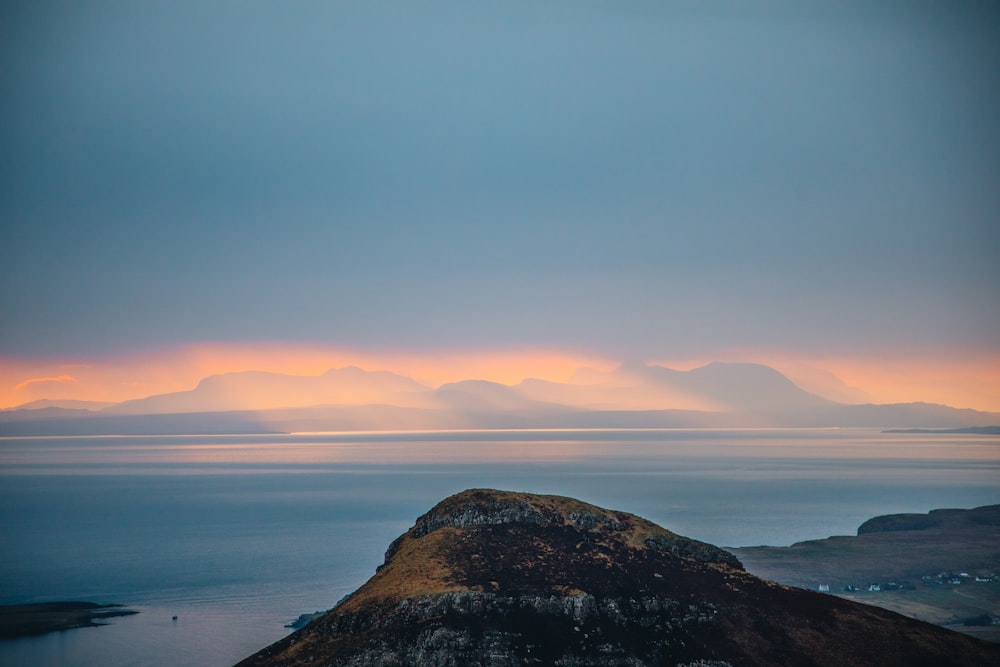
0;429;997;667
3;429;999;470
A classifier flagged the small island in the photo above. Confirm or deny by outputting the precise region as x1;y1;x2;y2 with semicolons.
0;602;138;639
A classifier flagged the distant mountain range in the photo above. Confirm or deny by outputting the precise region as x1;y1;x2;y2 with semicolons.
2;362;998;435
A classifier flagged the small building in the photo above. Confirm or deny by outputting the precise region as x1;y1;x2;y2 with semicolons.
817;584;830;592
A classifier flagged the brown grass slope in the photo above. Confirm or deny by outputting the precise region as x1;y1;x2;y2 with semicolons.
239;490;1000;667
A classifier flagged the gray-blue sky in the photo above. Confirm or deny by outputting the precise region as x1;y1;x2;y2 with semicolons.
2;0;998;359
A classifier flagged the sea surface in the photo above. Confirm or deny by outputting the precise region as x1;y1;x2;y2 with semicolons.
1;428;998;666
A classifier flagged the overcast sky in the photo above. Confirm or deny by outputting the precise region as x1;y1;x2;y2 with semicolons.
2;0;998;364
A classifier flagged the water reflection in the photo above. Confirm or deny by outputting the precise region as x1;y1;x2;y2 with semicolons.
2;429;998;472
0;429;997;667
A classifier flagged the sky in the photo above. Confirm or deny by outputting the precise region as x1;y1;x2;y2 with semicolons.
2;1;999;410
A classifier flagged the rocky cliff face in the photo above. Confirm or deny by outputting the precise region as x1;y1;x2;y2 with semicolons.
238;489;1000;667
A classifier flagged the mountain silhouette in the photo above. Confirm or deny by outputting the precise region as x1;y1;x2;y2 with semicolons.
104;367;428;414
4;362;998;434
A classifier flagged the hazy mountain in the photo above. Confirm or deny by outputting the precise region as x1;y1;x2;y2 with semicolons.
104;367;428;415
680;362;835;413
543;361;835;415
238;489;1000;666
4;361;998;435
774;363;873;404
430;380;579;416
4;399;117;411
432;380;544;411
515;374;716;411
0;407;99;423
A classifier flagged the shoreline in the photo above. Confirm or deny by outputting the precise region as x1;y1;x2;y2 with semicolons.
0;602;138;639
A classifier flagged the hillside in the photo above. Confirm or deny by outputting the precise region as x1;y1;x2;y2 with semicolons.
238;490;1000;666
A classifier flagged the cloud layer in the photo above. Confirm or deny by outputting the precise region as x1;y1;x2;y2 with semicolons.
1;1;997;372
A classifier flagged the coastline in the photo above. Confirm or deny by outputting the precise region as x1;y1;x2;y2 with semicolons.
0;602;138;639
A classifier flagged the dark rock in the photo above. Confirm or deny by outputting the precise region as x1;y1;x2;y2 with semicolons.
0;601;137;638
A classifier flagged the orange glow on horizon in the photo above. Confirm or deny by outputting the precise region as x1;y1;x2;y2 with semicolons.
0;343;616;409
2;343;998;413
172;342;615;388
13;374;79;391
652;350;1000;413
802;355;1000;413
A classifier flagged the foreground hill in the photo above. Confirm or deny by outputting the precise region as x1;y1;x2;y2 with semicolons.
238;490;1000;666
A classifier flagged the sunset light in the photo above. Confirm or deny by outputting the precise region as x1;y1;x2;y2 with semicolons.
3;343;999;413
1;2;997;665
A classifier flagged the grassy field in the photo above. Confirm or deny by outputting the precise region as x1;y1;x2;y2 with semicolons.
841;584;1000;624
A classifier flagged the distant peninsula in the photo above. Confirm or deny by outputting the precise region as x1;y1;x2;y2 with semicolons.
0;602;137;639
883;426;1000;434
730;505;1000;642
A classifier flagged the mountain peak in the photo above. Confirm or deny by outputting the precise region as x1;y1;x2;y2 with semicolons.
239;490;1000;667
325;365;365;376
397;488;740;566
692;360;791;378
412;488;629;535
337;489;741;618
615;358;651;373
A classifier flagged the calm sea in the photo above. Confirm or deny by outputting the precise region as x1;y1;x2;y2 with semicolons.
1;428;998;666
